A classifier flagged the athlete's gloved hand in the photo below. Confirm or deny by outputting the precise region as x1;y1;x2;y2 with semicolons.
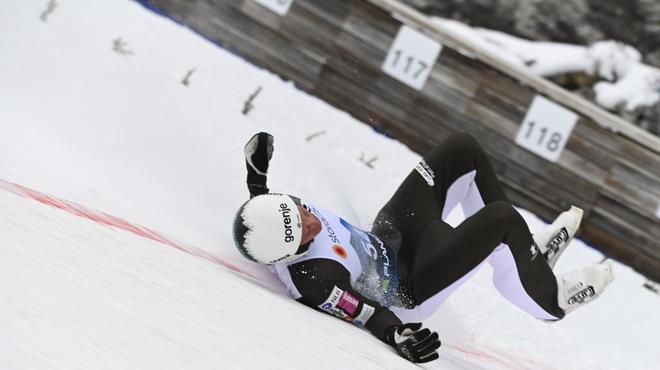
385;322;440;363
244;132;273;197
245;132;273;175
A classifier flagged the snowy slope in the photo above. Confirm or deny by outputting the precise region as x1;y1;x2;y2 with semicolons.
0;185;417;370
1;0;659;369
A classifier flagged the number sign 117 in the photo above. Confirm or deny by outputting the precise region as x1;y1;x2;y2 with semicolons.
382;26;442;90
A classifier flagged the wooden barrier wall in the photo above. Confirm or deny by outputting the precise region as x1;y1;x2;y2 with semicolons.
141;0;660;282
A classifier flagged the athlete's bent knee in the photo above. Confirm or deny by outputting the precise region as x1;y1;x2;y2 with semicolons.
483;201;524;228
443;132;483;156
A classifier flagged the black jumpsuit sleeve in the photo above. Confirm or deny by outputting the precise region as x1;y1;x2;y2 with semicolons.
244;132;273;198
288;258;402;343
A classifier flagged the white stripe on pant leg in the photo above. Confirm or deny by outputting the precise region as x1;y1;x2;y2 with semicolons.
461;179;559;320
460;171;485;219
416;169;557;321
488;245;560;320
441;170;477;221
391;261;486;322
391;249;559;322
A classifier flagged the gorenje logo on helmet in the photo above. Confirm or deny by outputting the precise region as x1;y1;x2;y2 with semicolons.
279;203;296;243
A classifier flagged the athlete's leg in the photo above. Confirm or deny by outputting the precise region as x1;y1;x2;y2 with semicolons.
373;133;508;268
431;138;570;318
407;201;564;321
421;133;508;219
372;133;564;320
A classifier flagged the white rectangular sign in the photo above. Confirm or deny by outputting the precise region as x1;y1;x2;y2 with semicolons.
382;26;442;90
253;0;293;16
515;95;578;162
656;203;660;219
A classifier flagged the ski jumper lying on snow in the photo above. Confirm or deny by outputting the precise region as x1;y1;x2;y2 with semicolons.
232;132;614;364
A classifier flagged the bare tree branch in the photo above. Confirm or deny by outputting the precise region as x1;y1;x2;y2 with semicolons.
181;68;196;86
643;280;659;294
40;0;57;22
359;152;378;169
242;86;262;115
112;38;134;56
305;130;326;142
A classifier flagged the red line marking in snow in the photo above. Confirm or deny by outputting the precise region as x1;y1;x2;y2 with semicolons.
444;342;558;370
445;343;518;369
0;178;257;280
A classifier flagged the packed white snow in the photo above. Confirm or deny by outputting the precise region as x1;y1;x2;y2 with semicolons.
1;0;659;369
432;17;660;112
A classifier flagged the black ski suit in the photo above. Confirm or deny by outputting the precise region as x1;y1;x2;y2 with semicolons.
252;133;563;343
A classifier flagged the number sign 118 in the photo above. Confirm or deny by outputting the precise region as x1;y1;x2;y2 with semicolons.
515;95;578;163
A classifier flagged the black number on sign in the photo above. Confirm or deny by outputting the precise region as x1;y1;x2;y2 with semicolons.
523;121;564;153
525;121;535;139
538;127;547;145
414;61;428;78
404;56;413;73
547;133;562;152
391;49;428;80
392;50;402;68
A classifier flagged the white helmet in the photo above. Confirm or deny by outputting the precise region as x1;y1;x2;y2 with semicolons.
232;193;306;264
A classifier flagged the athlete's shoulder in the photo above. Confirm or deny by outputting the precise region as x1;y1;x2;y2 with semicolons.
287;258;351;304
289;257;350;281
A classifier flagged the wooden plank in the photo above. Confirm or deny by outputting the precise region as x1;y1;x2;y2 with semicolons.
314;74;436;153
604;165;660;218
611;159;660;200
465;95;521;138
317;66;407;124
420;76;472;116
413;97;604;206
583;206;660;282
182;0;323;90
332;18;392;74
572;116;660;182
149;0;210;21
239;1;286;32
438;105;599;205
347;0;400;49
562;129;620;173
293;0;353;29
501;161;595;212
556;148;610;188
314;65;453;153
615;140;660;180
500;177;561;222
472;81;528;124
594;192;660;242
241;0;347;67
437;48;492;79
477;68;535;109
427;61;481;99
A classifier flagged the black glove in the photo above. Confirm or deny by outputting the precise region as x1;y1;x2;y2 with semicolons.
244;132;274;197
385;323;440;363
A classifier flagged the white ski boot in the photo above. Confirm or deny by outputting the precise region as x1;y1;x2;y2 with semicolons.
557;260;615;315
533;206;584;269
